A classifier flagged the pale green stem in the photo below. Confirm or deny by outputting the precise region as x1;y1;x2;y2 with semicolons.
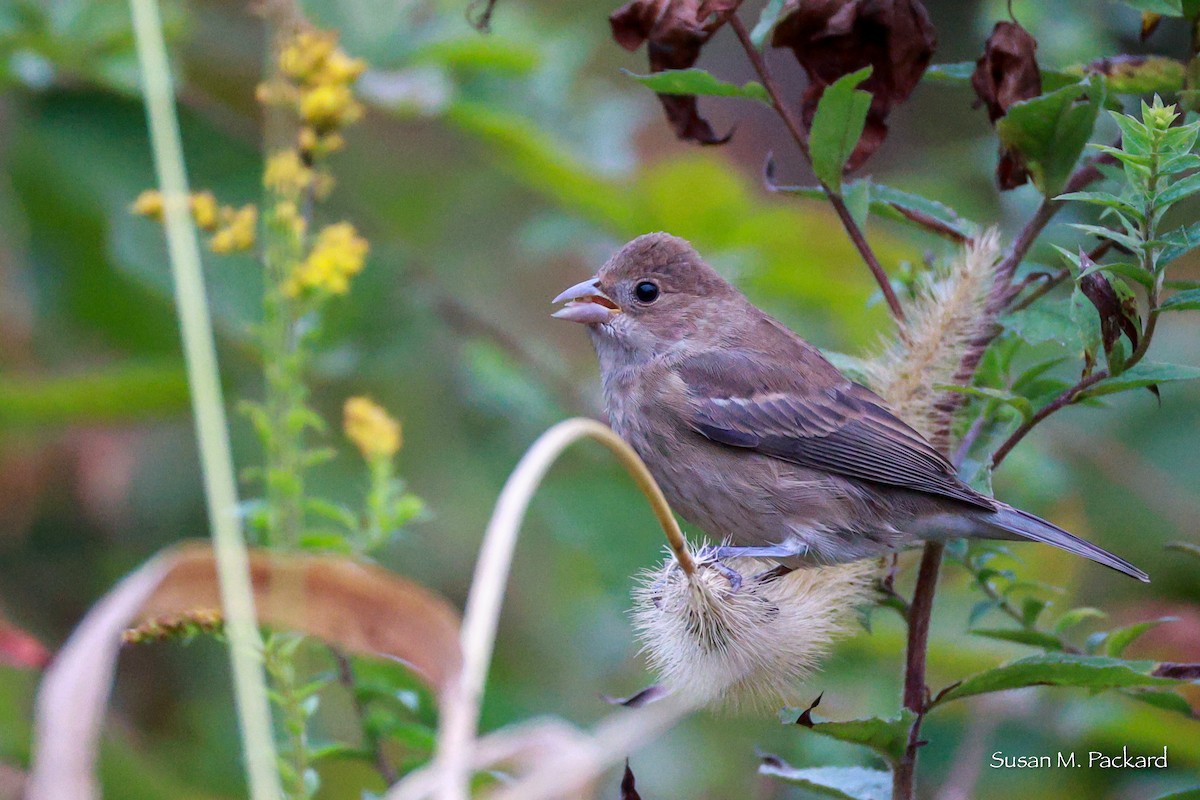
127;1;281;797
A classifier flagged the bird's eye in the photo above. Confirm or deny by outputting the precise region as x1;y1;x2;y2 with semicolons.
634;281;660;303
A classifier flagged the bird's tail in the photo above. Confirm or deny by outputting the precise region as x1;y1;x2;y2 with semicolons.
978;504;1149;582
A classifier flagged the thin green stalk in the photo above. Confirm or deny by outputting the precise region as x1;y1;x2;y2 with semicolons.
127;1;281;797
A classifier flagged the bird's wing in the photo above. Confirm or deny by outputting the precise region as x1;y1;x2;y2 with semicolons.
675;349;994;509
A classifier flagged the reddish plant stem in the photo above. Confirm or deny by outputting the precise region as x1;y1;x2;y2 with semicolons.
893;157;1109;800
728;13;906;323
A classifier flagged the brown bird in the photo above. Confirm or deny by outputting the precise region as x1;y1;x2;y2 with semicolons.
553;233;1148;582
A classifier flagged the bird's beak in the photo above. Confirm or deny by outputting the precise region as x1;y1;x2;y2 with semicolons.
551;277;621;324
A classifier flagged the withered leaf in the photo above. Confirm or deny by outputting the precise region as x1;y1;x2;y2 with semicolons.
971;21;1041;190
771;0;937;170
1078;249;1140;358
1153;662;1200;680
609;0;742;144
972;22;1041;122
620;760;644;799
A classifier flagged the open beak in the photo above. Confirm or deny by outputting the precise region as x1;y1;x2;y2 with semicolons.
551;277;620;324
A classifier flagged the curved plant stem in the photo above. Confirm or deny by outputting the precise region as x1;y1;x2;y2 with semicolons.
430;418;692;800
127;1;281;797
727;12;906;323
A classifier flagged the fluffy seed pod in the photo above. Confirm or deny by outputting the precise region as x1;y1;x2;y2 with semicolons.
631;546;875;711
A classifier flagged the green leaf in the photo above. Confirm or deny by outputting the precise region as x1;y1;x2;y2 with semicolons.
1080;361;1200;398
771;180;978;240
759;760;891;800
798;711;917;763
867;182;979;239
935;384;1034;421
1120;0;1183;14
1054;607;1107;634
750;0;790;48
1161;289;1200;311
1156;171;1200;206
624;69;770;103
931;653;1179;706
1160;222;1200;264
997;78;1104;196
971;628;1066;651
1002;305;1083;349
922;62;975;84
810;67;874;192
1056;190;1143;218
1126;689;1196;717
1074;256;1154;289
1067;223;1144;252
1104;618;1178;657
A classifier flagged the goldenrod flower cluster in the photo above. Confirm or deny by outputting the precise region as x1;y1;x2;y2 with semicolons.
131;189;257;253
343;396;402;460
262;28;365;159
283;222;369;296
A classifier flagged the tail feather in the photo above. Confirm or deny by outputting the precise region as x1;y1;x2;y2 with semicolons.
982;504;1149;582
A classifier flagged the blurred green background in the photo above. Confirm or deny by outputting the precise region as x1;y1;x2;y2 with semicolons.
1;0;1198;797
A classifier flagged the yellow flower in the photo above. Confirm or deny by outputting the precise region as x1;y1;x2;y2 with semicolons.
278;30;338;83
263;150;312;196
312;49;365;85
343;397;402;460
285;221;368;295
131;189;164;219
299;84;363;131
189;191;219;230
209;204;258;253
272;200;306;238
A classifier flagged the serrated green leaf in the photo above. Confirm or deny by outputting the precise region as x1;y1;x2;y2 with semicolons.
1105;617;1178;657
997;78;1104;196
1080;361;1200;398
810;67;873;192
971;628;1066;651
624;68;771;103
1054;607;1107;634
750;0;790;48
931;653;1178;706
1161;289;1200;311
798;711;917;763
1003;305;1084;349
759;761;891;800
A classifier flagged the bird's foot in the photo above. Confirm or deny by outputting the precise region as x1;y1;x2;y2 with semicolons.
694;543;807;592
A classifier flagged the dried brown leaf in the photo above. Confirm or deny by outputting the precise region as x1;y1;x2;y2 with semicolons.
27;543;461;800
772;0;936;169
609;0;740;144
971;21;1040;123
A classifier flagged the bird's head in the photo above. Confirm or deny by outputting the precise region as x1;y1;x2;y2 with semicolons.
552;233;739;361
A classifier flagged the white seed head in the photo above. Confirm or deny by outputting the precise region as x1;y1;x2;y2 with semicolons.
631;548;875;711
